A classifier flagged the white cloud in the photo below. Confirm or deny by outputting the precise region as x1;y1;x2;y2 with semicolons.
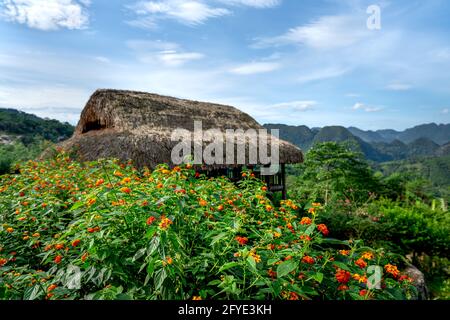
441;108;449;115
297;66;349;84
127;40;204;66
352;102;382;113
218;0;281;8
229;61;280;75
94;56;110;63
254;15;370;50
272;100;317;111
128;0;230;27
386;83;412;91
0;0;89;31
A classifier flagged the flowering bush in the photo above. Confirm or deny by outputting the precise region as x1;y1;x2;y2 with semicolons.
0;153;415;300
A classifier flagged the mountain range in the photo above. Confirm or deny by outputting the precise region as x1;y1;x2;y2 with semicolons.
263;123;450;162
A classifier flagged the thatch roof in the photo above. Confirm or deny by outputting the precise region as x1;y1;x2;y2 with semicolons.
57;89;303;169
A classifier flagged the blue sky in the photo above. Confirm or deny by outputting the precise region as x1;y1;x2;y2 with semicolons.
0;0;449;130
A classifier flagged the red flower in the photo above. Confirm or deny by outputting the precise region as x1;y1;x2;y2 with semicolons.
0;258;7;267
335;269;351;284
235;236;248;245
71;239;81;247
81;252;88;262
120;187;131;194
338;285;349;291
54;255;62;264
355;258;367;269
317;224;329;236
19;192;25;197
302;255;315;265
300;235;311;241
288;292;300;300
359;289;367;297
146;216;156;225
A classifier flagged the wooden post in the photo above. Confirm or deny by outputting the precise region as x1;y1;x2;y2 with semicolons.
281;163;286;200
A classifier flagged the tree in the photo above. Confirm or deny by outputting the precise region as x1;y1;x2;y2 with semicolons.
290;142;380;205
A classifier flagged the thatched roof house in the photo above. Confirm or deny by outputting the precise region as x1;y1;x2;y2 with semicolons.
60;89;302;167
58;89;303;196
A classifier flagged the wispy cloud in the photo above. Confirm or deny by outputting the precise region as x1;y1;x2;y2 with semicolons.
272;100;317;111
0;0;90;31
127;0;230;27
441;108;449;115
254;15;370;50
352;102;382;113
386;83;412;91
127;40;204;66
229;61;280;75
297;66;349;84
218;0;281;8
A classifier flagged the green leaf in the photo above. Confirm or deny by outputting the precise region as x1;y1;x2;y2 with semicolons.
132;248;146;262
154;268;167;290
219;262;240;272
246;256;256;271
24;285;42;300
277;260;297;278
211;232;228;246
147;236;160;256
332;261;351;271
313;272;323;283
305;224;316;236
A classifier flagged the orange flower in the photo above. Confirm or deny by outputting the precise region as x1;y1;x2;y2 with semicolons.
199;199;208;207
146;216;156;225
217;205;224;211
47;284;57;292
0;258;7;267
71;239;81;247
6;227;14;233
81;252;88;262
308;207;316;214
54;255;62;264
265;205;273;212
121;177;131;184
338;285;349;291
361;252;374;260
120;187;131;194
241;172;247;178
384;264;400;278
113;170;123;177
300;217;312;225
18;217;26;221
312;202;321;207
302;255;315;265
156;183;163;189
359;289;367;297
165;257;173;265
159;217;173;230
317;224;329;236
339;250;350;256
42;203;48;208
335;269;351;284
95;179;104;186
355;258;367;269
32;233;40;238
192;296;202;300
261;186;267;191
172;166;181;172
87;198;96;206
54;243;64;250
249;251;261;263
235;236;248;245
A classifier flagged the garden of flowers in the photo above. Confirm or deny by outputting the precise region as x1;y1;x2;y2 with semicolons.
0;152;416;300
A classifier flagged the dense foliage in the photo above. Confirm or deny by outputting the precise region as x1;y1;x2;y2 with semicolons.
0;108;74;144
0;153;415;300
288;142;449;299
